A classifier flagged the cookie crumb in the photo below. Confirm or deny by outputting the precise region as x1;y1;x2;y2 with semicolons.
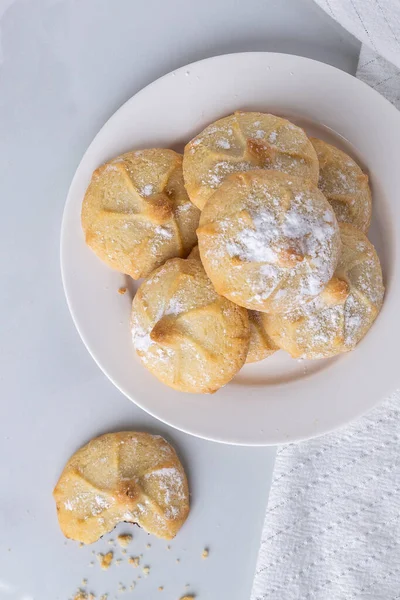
118;583;126;593
146;543;151;549
121;549;127;555
107;538;115;546
89;561;94;567
128;556;140;568
73;590;94;600
79;542;84;548
167;545;171;551
202;548;209;559
129;583;136;591
97;551;113;570
176;558;180;563
118;287;127;295
117;534;132;548
180;596;195;600
115;558;122;566
158;586;164;591
82;579;88;585
143;566;150;576
100;595;108;600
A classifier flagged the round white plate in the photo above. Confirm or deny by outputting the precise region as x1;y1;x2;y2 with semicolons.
61;52;400;446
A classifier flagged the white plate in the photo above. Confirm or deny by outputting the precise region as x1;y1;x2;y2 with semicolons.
61;52;400;446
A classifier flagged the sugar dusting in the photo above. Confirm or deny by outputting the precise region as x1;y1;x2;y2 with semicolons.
217;187;338;307
155;226;173;239
313;138;371;230
202;160;258;190
144;466;186;518
216;138;231;150
131;289;185;360
131;261;246;392
270;230;384;358
141;184;154;197
63;491;113;515
269;131;278;143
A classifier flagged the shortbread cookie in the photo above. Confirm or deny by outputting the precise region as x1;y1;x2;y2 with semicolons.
53;432;189;544
183;111;319;210
82;149;200;279
262;223;384;358
311;138;372;233
246;311;279;363
197;170;341;313
131;257;250;393
188;246;277;363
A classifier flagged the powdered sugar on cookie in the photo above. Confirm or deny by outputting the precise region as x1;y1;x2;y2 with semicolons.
131;258;250;393
198;170;341;313
262;223;384;358
183;111;319;209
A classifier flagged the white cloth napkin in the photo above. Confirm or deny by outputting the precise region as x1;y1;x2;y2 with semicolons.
251;394;400;600
251;3;400;598
313;0;400;69
314;0;400;108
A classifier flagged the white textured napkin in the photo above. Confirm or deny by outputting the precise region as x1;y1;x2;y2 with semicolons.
313;0;400;105
251;3;400;598
252;394;400;600
313;0;400;69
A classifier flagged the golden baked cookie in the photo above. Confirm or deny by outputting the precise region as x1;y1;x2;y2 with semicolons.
183;111;319;210
261;223;384;359
188;246;277;362
311;138;372;233
197;170;341;314
81;149;200;279
131;257;250;393
53;432;189;544
246;311;278;363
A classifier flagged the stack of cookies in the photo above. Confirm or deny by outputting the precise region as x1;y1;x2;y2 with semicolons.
81;112;384;394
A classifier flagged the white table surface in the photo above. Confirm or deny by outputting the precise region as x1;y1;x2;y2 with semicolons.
0;1;360;599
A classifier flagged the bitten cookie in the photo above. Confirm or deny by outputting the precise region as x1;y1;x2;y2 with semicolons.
53;432;190;544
